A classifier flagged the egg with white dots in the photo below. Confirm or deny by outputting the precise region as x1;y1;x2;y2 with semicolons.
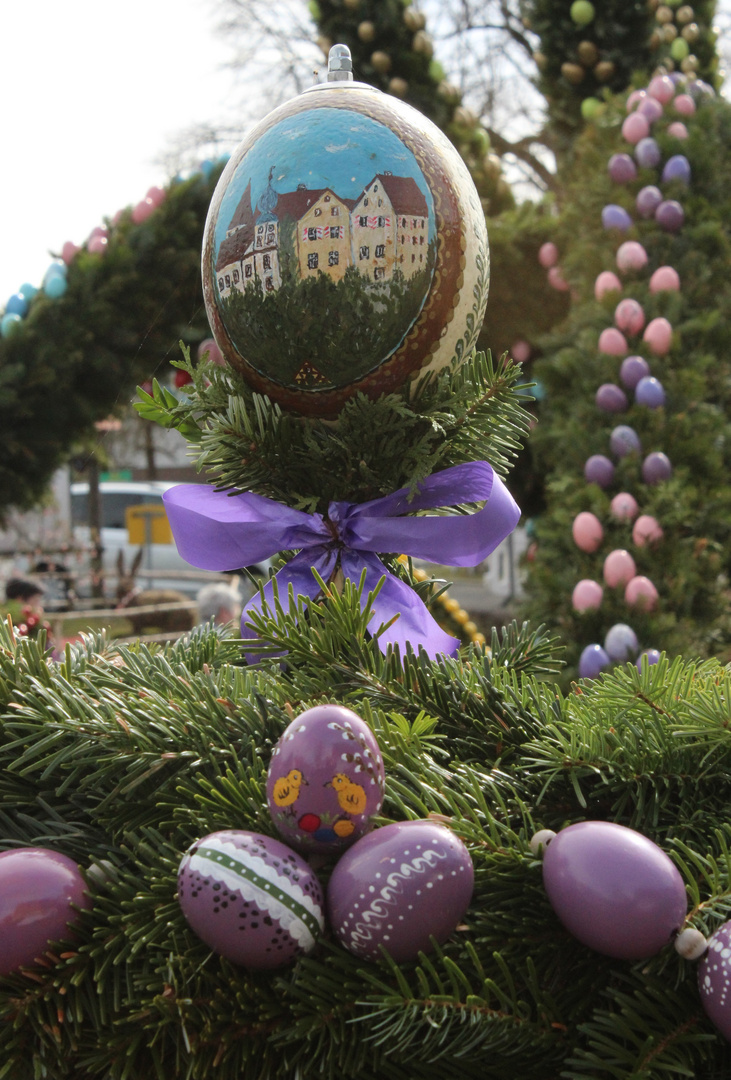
326;819;474;962
177;830;325;969
267;704;385;853
699;920;731;1042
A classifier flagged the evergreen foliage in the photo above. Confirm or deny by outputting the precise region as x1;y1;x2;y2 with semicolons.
520;86;731;680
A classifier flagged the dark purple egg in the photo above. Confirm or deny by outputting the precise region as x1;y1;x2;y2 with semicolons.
267;705;385;854
0;848;90;977
634;137;661;169
699;921;731;1041
661;154;691;185
655;200;685;232
610;425;641;458
578;644;610;679
642;451;673;484
178;830;325;970
595;383;628;413
327;820;474;962
608;153;637;184
620;354;651;389
635;376;666;408
636;648;661;668
636;185;663;219
542;821;687;959
601;204;633;232
584;454;615;488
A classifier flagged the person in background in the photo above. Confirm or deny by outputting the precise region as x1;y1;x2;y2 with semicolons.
196;582;242;628
4;578;52;645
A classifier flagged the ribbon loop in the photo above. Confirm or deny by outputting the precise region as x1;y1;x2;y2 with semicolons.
162;462;520;660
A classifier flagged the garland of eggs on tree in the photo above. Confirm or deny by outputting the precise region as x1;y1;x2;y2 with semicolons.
6;700;731;1045
537;71;711;679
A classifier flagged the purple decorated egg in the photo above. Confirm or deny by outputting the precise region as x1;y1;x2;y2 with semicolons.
634;137;661;170
578;644;610;679
642;451;673;484
584;454;615;488
635;376;666;408
608;153;637;184
604;622;639;662
700;922;731;1041
610;425;641;458
0;848;90;977
327;819;474;962
601;204;632;232
662;155;691;185
177;830;325;969
267;704;385;853
636;185;663;219
637;97;664;124
595;383;627;413
636;648;661;668
655;200;685;233
620;354;651;389
542;821;687;959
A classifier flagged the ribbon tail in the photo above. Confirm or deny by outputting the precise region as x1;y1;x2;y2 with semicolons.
342;552;460;660
240;549;337;663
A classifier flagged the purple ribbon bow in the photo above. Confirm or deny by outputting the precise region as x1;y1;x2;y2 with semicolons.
162;461;519;660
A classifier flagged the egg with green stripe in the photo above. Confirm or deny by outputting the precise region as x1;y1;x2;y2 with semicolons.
178;830;325;968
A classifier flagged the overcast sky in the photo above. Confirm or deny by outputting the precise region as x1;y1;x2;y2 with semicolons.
2;1;729;307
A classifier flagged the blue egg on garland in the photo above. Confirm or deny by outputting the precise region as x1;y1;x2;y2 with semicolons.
5;292;28;317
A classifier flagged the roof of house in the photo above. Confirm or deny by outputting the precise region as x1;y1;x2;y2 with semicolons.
364;174;429;217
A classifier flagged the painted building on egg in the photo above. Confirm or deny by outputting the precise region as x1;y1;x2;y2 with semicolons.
215;171;430;298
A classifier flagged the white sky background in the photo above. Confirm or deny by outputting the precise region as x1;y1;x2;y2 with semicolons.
1;0;730;307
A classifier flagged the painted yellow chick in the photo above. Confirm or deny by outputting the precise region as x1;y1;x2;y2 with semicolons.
328;773;368;815
272;769;306;807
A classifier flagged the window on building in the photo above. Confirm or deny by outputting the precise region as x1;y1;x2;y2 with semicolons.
331;206;339;216
359;245;369;260
256;235;263;247
412;218;417;228
245;264;253;278
307;228;318;241
378;198;382;207
412;254;416;263
420;235;424;245
225;274;231;287
374;185;379;192
359;216;368;227
265;277;274;291
401;217;407;227
329;225;342;239
324;194;330;202
401;235;405;245
314;208;322;217
267;224;275;236
328;250;339;266
377;216;386;227
363;198;369;206
218;277;224;290
375;244;385;259
307;253;319;270
374;266;386;280
263;254;271;270
233;269;240;283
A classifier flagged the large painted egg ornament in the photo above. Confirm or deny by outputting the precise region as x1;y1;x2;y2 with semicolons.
177;830;325;969
266;704;385;854
0;847;90;977
542;821;687;959
327;819;474;962
699;921;731;1041
202;45;489;417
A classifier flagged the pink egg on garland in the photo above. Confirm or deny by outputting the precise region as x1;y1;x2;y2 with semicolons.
614;298;645;336
673;93;696;116
572;579;603;612
616;241;648;274
572;512;604;553
538;242;559;268
539;821;687;960
648;74;675;104
132;199;156;225
146;185;166;208
603;549;637;588
666;121;689;140
511;339;531;363
625;575;659;610
61;241;80;265
643;317;673;355
622;111;650;145
626;89;646;112
547;266;570;291
88;234;108;255
598;328;628;356
649;266;680;293
610;492;639;521
633;514;664;546
197;337;225;366
595;271;623;300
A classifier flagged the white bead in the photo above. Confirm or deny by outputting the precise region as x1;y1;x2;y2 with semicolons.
529;829;557;856
674;926;708;960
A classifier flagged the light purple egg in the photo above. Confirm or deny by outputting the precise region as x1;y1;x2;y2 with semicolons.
584;454;615;488
0;848;91;977
634;137;661;169
637;97;664;124
610;425;641;458
699;921;731;1041
655;200;685;233
642;451;673;484
177;830;325;970
635;376;666;408
661;155;691;185
542;821;687;959
601;204;633;232
604;623;639;662
266;704;385;854
636;185;663;219
595;383;628;413
327;820;474;962
608;153;637;184
636;648;661;668
620;354;651;389
578;644;610;679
